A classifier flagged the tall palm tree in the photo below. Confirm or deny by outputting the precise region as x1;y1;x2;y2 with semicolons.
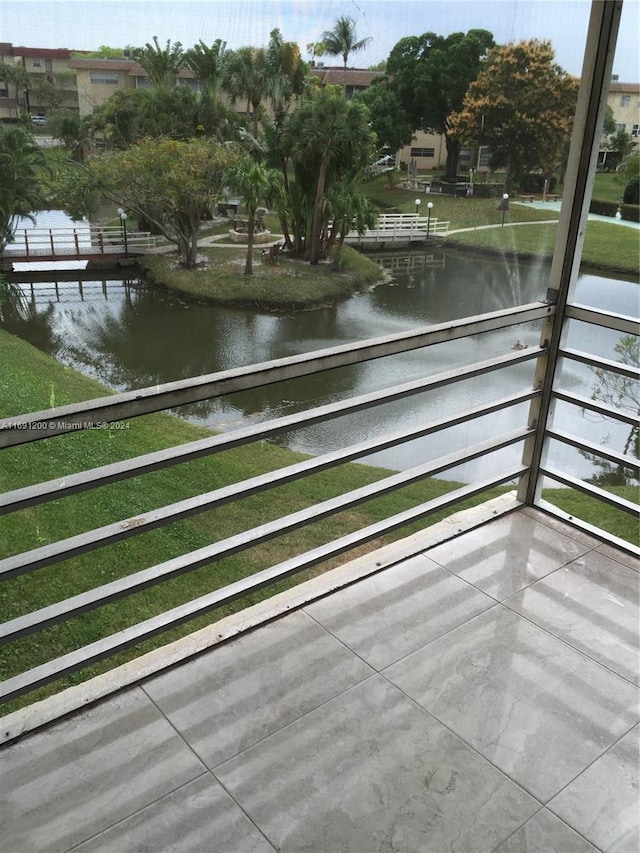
221;47;268;137
283;87;375;264
226;157;284;275
321;16;371;86
136;36;184;88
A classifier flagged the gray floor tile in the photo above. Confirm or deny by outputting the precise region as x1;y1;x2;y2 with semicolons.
493;809;600;852
384;607;639;802
549;724;639;853
595;543;639;573
143;610;373;767
73;774;277;853
505;550;640;684
426;512;591;600
215;676;539;853
0;688;206;853
305;553;495;669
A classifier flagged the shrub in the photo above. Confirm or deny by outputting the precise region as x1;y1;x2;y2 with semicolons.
622;176;639;205
620;203;640;222
589;198;619;216
472;183;501;198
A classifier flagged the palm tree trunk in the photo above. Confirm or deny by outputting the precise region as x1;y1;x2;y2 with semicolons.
244;207;255;275
310;159;328;265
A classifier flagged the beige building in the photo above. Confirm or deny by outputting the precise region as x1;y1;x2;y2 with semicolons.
0;44;78;121
606;80;640;140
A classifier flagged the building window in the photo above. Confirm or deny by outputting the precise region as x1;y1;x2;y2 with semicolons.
632;125;639;137
620;94;630;107
90;72;120;85
410;147;435;158
615;123;627;133
32;59;41;68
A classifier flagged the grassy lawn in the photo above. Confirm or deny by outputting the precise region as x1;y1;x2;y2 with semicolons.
139;243;384;310
0;328;511;711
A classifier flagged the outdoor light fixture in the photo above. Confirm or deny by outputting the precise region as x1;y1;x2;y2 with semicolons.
501;193;509;227
415;198;421;215
427;201;433;237
118;208;129;254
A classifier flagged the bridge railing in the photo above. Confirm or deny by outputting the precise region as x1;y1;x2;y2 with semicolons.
345;213;449;244
3;227;159;258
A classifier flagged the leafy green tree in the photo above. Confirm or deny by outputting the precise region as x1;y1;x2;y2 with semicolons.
282;86;376;264
0;123;47;253
387;29;495;181
184;39;227;97
321;16;372;82
90;137;239;266
449;39;578;193
356;78;413;161
265;28;307;125
135;36;185;87
226;157;284;275
324;177;377;269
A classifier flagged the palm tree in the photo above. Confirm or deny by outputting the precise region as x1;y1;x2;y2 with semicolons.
283;87;376;264
221;47;268;138
321;16;371;86
0;123;47;253
265;29;306;125
184;39;227;97
226;157;284;275
136;36;184;88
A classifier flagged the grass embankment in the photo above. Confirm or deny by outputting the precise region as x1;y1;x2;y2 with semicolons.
139;243;384;311
363;173;639;277
0;329;509;712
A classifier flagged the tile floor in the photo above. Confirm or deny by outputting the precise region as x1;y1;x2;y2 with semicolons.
1;508;638;853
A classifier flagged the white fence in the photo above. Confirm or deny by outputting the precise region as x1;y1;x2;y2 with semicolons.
345;213;449;245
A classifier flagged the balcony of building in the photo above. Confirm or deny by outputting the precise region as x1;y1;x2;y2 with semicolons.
0;3;638;851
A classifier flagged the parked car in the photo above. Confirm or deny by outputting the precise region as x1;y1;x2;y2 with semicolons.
30;115;46;126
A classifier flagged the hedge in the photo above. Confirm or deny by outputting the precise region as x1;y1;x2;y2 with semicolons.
620;203;640;223
589;198;619;217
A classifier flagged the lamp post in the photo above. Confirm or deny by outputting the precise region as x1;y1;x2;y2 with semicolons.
501;193;509;227
415;198;421;216
117;208;128;254
426;201;433;237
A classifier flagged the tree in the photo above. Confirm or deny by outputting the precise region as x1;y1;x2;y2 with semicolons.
90;138;239;266
282;86;376;264
48;109;91;160
356;78;413;162
222;46;268;137
320;16;371;84
0;123;47;253
135;36;185;88
387;29;495;181
184;39;227;97
226;157;284;275
324;177;378;270
265;29;307;125
449;39;578;194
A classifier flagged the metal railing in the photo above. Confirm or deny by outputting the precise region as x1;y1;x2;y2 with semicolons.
0;302;551;704
2;226;159;259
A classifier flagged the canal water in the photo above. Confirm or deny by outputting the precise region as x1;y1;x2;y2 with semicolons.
1;221;637;480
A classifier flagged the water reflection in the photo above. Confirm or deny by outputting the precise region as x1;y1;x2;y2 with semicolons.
1;248;636;479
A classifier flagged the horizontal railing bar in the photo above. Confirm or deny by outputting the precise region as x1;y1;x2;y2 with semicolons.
540;465;639;516
565;304;639;335
0;431;528;642
0;302;551;445
560;347;640;380
0;466;525;703
552;389;639;427
0;395;536;573
546;428;640;472
534;499;640;558
0;355;542;514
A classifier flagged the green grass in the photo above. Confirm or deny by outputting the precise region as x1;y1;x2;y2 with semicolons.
592;170;627;204
544;486;639;546
0;328;509;712
139;243;384;310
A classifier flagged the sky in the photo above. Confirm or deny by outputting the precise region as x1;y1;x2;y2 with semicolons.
1;0;639;81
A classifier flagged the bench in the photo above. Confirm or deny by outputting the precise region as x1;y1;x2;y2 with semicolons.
520;194;535;202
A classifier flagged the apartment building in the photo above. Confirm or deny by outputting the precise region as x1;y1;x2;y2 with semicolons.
0;43;78;121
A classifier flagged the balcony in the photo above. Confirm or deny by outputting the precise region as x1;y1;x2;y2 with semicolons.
0;3;638;850
1;501;638;852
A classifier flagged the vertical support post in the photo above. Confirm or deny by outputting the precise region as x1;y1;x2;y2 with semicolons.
74;230;80;257
24;230;30;259
49;229;55;255
517;0;623;506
